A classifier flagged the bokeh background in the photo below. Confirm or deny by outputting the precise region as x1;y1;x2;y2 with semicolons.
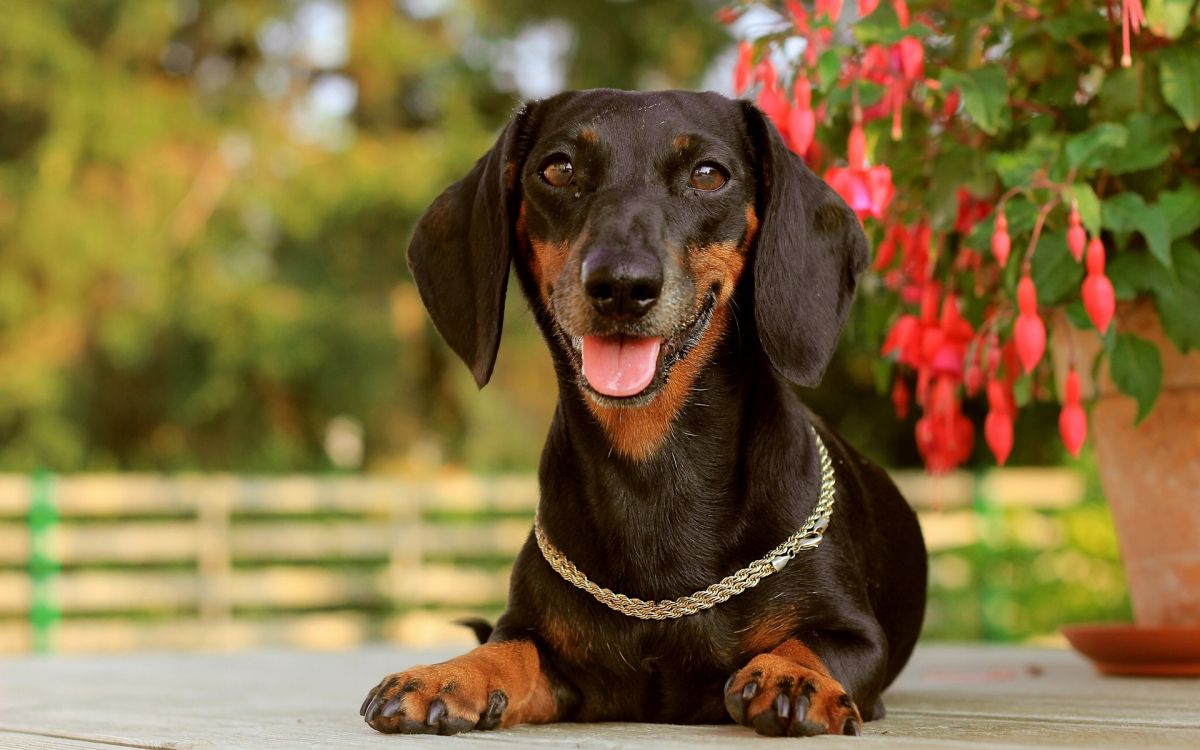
1;0;1128;654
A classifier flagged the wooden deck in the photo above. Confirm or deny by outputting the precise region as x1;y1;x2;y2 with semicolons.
2;644;1197;748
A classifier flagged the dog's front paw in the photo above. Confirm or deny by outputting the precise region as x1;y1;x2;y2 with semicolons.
724;653;863;737
360;664;507;735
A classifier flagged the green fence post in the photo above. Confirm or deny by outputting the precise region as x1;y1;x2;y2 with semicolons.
974;469;1007;641
29;470;60;653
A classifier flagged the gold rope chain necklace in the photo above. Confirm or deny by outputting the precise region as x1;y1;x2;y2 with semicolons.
532;428;837;621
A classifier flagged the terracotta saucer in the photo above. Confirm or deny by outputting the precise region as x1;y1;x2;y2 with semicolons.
1061;622;1200;677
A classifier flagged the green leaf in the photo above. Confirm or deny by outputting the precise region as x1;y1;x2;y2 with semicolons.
1139;205;1173;267
1159;183;1200;240
1145;0;1193;40
855;4;933;45
1102;193;1173;266
1042;12;1109;41
1110;333;1163;423
942;66;1009;135
1069;184;1101;234
1159;47;1200;131
817;50;840;93
1156;241;1200;352
1106;113;1175;175
1065;123;1127;169
987;134;1061;188
1102;193;1145;234
1031;230;1083;305
1106;252;1172;299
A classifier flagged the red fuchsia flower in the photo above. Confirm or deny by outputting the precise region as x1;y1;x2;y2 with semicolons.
873;221;908;270
916;376;973;474
1014;275;1046;374
991;209;1011;267
786;77;816;157
895;221;932;302
825;121;894;221
754;59;792;140
896;36;924;81
891;378;910;419
1059;367;1087;458
1082;237;1116;333
1067;203;1086;262
882;313;921;367
859;0;880;16
734;41;754;95
785;0;810;33
847;121;866;169
985;334;1002;377
965;361;983;396
954;189;992;236
1121;0;1146;68
714;6;741;25
856;36;925;139
893;0;910;27
826;165;894;222
984;379;1015;465
816;0;843;21
942;88;961;119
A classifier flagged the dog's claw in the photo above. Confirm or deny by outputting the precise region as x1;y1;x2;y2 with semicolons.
477;689;508;730
774;689;791;721
425;698;447;726
368;694;389;722
844;717;863;736
380;698;403;719
740;681;758;701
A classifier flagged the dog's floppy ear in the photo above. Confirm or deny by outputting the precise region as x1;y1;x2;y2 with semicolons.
407;104;536;388
744;102;869;387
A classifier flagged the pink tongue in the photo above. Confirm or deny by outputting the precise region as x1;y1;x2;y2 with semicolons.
581;335;662;397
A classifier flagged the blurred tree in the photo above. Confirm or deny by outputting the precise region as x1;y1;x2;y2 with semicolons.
0;0;725;472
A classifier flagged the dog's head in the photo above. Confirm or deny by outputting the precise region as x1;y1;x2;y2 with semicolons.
408;89;868;459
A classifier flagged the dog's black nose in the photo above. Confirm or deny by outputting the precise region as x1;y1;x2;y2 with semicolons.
581;249;662;321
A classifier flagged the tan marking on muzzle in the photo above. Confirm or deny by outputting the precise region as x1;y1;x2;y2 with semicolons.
585;232;755;461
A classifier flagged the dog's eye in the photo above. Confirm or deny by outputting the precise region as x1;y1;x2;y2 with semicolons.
689;163;727;191
540;158;575;188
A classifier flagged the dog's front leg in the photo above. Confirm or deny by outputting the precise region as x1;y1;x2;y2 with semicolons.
361;640;560;735
724;638;864;737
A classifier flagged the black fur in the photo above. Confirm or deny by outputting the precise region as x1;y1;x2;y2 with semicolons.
399;89;926;729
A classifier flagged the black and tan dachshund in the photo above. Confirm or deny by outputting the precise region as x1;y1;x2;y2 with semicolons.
361;89;927;738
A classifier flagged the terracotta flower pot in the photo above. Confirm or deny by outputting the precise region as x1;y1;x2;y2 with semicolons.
1052;304;1200;627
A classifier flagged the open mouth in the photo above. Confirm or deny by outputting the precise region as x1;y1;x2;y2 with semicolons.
567;292;717;404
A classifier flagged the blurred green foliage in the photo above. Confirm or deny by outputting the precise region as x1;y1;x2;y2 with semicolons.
0;0;727;472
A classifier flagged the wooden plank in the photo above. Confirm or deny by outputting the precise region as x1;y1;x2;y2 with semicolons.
0;521;198;565
1;646;1198;748
981;469;1086;508
893;471;976;509
0;611;485;654
917;510;978;551
0;477;29;516
0;733;144;750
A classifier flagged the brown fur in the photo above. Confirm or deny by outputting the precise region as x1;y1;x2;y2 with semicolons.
581;210;758;461
517;202;571;304
578;127;598;144
739;610;798;655
363;640;559;732
725;638;862;736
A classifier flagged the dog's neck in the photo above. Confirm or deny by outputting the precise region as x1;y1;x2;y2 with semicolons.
537;331;821;599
